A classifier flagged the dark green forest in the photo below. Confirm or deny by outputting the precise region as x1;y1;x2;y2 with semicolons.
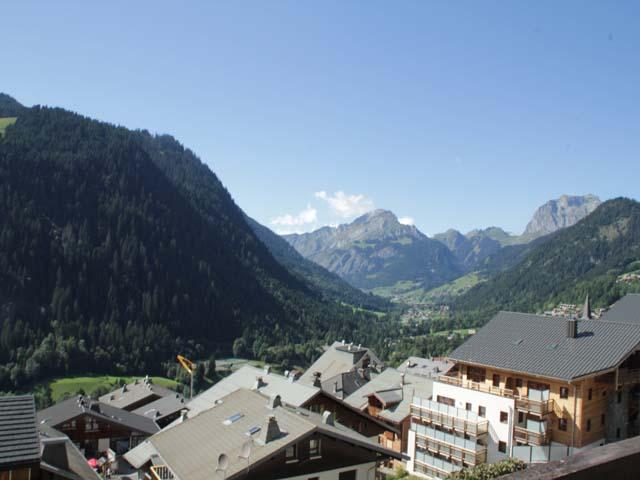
453;198;640;324
0;95;400;391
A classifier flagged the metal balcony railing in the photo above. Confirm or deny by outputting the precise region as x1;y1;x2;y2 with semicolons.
411;398;489;436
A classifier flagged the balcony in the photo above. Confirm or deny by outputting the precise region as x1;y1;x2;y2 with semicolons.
514;425;550;446
439;374;515;398
414;451;462;480
412;423;487;466
618;368;640;387
411;397;488;436
515;396;554;416
150;465;174;480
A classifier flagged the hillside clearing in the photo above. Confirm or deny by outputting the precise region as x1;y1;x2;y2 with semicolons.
0;117;17;137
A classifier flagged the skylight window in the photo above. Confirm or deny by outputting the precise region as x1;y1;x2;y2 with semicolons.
223;413;244;425
513;339;524;346
246;426;261;435
547;343;559;350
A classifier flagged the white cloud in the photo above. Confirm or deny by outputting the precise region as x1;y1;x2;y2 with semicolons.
314;190;374;219
398;216;415;226
271;205;317;234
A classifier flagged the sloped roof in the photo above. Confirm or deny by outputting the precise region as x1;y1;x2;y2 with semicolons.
38;396;159;435
397;356;453;378
299;341;384;385
144;389;400;480
39;425;101;480
133;393;186;423
600;294;640;325
186;365;319;416
345;368;433;423
99;378;175;410
0;395;40;468
320;370;368;400
448;311;640;381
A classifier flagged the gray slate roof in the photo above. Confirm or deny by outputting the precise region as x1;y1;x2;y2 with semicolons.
397;356;454;378
448;311;640;381
128;388;400;480
39;425;101;480
132;393;186;423
344;368;433;423
99;378;175;410
0;395;40;468
320;370;369;400
186;365;319;417
38;396;159;435
299;341;384;385
600;294;640;325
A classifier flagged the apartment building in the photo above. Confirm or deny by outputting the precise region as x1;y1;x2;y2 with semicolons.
407;295;640;479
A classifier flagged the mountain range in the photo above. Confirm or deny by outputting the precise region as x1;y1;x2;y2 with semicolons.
284;195;602;295
0;94;388;391
284;210;462;291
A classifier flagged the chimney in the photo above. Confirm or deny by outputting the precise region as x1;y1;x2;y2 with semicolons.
582;294;592;320
322;411;334;426
341;339;345;345
257;415;282;444
333;381;339;394
267;394;282;409
264;365;271;375
313;371;322;388
567;318;578;338
254;376;265;389
400;373;405;387
179;409;188;423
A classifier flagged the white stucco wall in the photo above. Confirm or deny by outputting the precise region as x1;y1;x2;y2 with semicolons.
279;461;377;480
432;382;515;464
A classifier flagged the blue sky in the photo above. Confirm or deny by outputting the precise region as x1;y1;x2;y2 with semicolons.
3;1;639;235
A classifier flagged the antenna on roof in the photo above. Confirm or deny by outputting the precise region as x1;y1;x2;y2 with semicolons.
216;453;229;478
238;440;253;472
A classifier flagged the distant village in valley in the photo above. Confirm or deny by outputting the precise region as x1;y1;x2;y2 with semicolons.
3;294;640;480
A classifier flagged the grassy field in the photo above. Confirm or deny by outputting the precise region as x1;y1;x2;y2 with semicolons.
47;375;181;402
420;272;484;302
0;117;17;137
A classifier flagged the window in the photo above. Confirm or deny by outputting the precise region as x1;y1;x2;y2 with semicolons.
601;414;605;426
467;366;486;383
339;470;356;480
478;406;486;418
500;411;508;424
558;418;568;431
518;412;524;423
618;391;622;404
560;387;569;399
515;378;523;388
465;402;472;411
588;388;593;401
616;428;621;438
498;441;507;453
285;444;297;462
437;395;455;407
586;419;591;432
309;438;321;458
492;374;500;387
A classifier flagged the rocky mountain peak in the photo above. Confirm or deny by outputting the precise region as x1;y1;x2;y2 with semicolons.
523;194;601;238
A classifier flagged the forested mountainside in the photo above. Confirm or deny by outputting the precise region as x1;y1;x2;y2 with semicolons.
284;210;462;291
454;198;640;323
246;217;389;311
0;96;389;390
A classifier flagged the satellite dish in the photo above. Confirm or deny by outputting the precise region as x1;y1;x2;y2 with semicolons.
239;440;252;472
239;440;252;460
216;453;229;477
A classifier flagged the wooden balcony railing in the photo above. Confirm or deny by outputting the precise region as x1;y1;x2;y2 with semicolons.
413;425;487;466
618;369;640;387
411;399;489;437
514;425;550;446
438;375;515;398
150;465;174;480
515;396;554;416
